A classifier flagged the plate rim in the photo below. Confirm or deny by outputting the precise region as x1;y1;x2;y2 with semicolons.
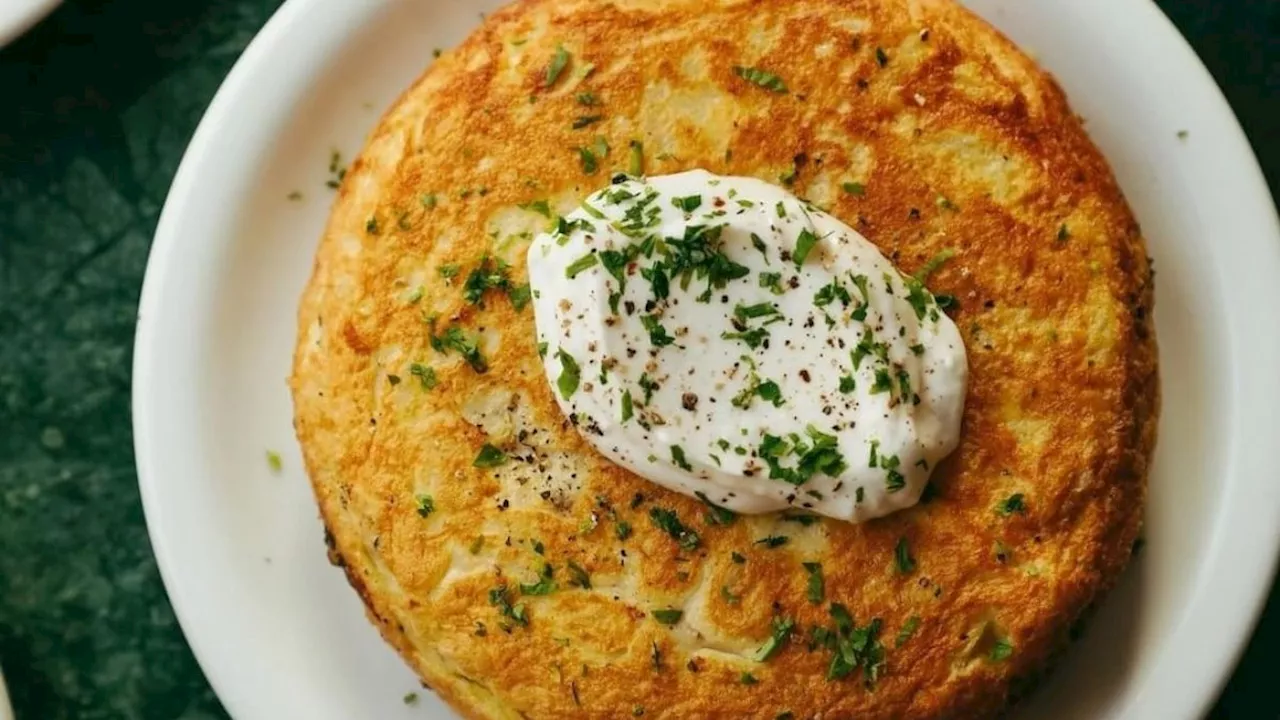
132;0;1280;718
0;0;60;47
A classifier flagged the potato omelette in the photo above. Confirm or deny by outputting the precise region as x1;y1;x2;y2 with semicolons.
291;0;1159;717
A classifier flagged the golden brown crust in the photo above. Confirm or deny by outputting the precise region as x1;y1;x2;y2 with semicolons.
290;0;1158;717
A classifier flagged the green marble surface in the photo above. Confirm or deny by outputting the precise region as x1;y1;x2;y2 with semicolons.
0;1;1275;718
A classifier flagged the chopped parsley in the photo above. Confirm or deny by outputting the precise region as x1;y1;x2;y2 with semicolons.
567;560;592;589
989;637;1014;662
489;584;528;628
721;327;770;349
914;248;956;280
842;182;866;196
572;115;603;129
734;302;779;320
438;263;460;279
621;389;634;422
732;65;788;93
814;278;852;308
649;507;701;550
415;494;435;518
428;320;487;373
576;91;600;106
266;450;283;473
518;199;552;218
641;314;676;347
824;603;886;684
838;375;856;394
755;535;789;549
565;252;599;278
672;195;703;212
639;373;658;404
759;271;785;295
670;445;693;471
520;563;556;595
651;608;683;625
740;672;758;685
660;223;750;299
803;562;825;604
793;228;819;266
695;491;737;525
756;380;783;406
462;255;525;309
758;426;847;486
409;363;437;389
473;444;507;468
508;284;532;311
615;520;633;541
545;45;570;88
875;47;889;67
731;359;783;409
555;349;581;399
996;493;1026;516
577;145;600;174
895;616;921;647
754;616;796;661
894;537;916;574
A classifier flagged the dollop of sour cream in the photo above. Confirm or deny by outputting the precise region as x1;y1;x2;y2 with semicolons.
527;170;966;523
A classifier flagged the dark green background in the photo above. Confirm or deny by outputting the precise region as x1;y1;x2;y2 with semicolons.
0;1;1275;718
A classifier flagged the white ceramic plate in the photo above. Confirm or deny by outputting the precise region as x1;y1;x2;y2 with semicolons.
0;665;13;720
0;0;59;47
134;1;1280;718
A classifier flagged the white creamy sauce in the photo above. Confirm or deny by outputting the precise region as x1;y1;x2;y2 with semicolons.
527;170;967;523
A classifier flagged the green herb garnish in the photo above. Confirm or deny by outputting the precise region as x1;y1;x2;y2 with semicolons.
518;199;552;217
895;616;921;647
649;507;700;550
672;195;703;212
567;560;591;589
428;320;487;373
996;493;1026;516
642;314;676;347
489;584;528;627
520;563;557;595
555;349;581;399
989;637;1014;662
670;445;693;471
565;252;599;278
695;491;737;526
473;444;507;468
415;494;435;517
793;228;818;266
755;616;796;661
652;608;683;625
894;537;915;574
733;66;788;93
545;45;570;88
621;389;634;422
803;562;825;604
